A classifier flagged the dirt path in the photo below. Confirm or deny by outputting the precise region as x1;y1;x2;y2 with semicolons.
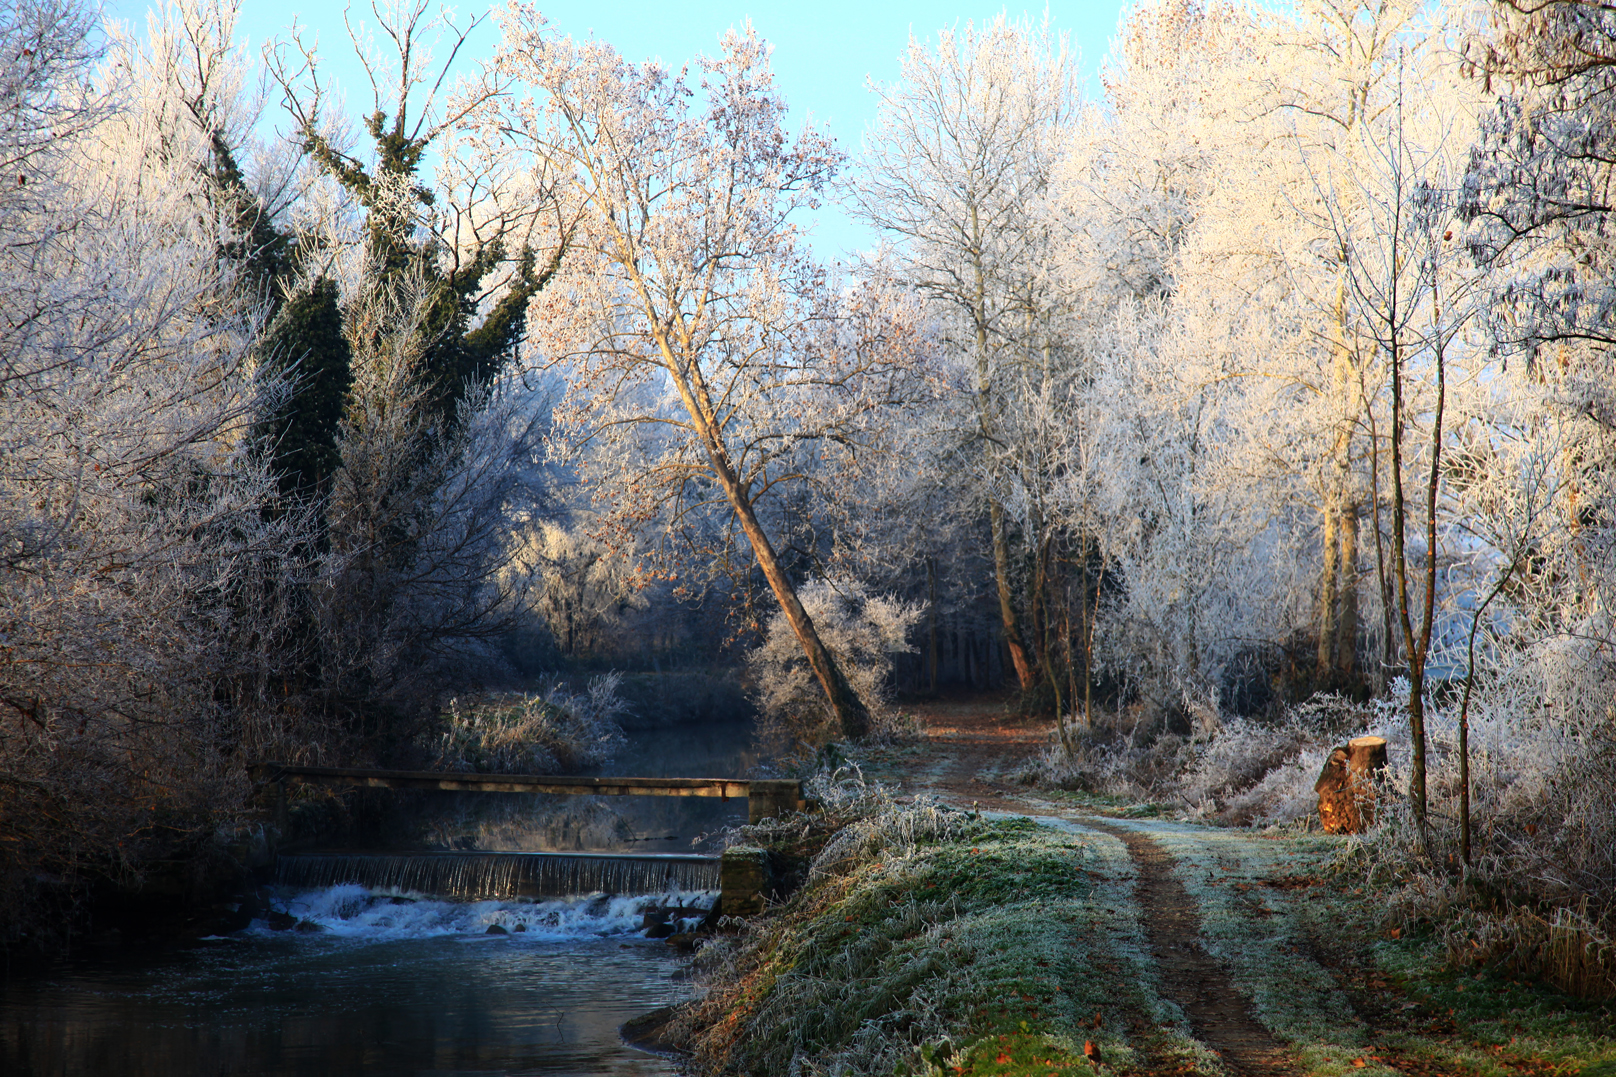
891;696;1050;812
887;696;1301;1076
1084;820;1297;1077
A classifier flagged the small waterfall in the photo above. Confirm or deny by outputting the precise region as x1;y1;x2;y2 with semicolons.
275;850;719;899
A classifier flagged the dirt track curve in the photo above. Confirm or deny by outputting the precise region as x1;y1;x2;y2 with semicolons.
895;698;1300;1077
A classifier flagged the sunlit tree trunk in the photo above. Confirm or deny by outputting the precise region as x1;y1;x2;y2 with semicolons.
971;244;1038;691
686;404;870;740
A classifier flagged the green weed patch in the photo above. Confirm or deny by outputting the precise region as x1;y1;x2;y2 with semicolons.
944;1031;1093;1076
1366;931;1616;1076
1033;789;1169;818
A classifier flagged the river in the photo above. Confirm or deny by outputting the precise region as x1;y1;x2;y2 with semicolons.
0;717;760;1076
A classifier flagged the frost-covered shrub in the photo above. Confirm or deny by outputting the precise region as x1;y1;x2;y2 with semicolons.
1360;635;1616;996
721;764;973;864
1176;717;1323;822
1021;691;1391;826
1175;694;1395;825
429;674;628;774
746;578;923;747
1018;731;1182;801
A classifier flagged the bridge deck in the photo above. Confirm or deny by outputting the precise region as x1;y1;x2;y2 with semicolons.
250;765;805;823
252;764;754;798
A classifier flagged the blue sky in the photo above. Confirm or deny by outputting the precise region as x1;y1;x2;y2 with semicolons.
103;1;1133;258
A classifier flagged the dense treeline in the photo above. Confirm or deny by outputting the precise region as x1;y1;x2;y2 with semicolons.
2;0;1613;978
0;0;560;942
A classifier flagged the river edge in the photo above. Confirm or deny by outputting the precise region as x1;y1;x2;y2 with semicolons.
621;1005;691;1060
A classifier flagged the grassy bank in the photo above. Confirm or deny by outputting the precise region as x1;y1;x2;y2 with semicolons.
675;799;1213;1075
669;794;1616;1076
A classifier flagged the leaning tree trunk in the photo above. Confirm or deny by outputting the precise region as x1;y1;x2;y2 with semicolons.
655;324;872;741
734;497;870;739
704;438;869;740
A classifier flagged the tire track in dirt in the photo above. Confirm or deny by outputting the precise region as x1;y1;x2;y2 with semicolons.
1082;820;1298;1077
892;698;1300;1075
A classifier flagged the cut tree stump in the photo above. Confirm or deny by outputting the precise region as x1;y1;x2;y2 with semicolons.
1314;735;1388;834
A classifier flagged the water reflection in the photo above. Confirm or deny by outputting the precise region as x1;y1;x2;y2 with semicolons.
410;718;764;855
2;903;689;1076
1;717;763;1076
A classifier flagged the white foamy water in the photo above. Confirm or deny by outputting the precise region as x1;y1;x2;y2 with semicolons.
254;884;717;943
2;720;757;1075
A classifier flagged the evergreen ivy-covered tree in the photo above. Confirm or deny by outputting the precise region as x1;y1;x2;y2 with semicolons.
252;2;570;723
290;87;555;427
256;277;354;505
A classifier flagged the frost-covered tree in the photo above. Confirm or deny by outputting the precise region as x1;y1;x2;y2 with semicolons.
1050;1;1312;716
856;14;1080;693
256;1;568;722
1057;0;1254;308
0;0;305;929
480;12;930;738
311;271;551;719
1312;61;1489;835
1465;0;1616;632
1264;0;1476;689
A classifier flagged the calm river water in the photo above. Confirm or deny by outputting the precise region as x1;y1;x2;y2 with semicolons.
0;718;761;1076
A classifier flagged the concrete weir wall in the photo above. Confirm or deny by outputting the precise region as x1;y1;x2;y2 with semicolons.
251;765;809;912
719;847;771;916
739;779;807;825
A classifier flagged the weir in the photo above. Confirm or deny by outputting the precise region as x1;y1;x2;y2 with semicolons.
276;850;720;900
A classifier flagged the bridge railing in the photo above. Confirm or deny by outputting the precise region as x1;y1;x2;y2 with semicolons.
249;764;806;825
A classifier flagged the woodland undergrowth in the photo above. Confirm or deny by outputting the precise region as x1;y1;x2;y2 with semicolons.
1022;645;1616;1001
1360;647;1616;1001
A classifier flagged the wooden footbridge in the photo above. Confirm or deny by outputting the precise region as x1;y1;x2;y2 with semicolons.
249;763;807;825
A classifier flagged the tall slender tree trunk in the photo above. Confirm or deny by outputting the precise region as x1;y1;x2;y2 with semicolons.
1339;505;1360;677
1367;412;1399;688
1318;502;1362;680
1317;503;1340;675
1319;277;1361;685
926;557;939;695
969;200;1037;693
990;501;1037;688
1387;265;1447;853
1390;368;1430;842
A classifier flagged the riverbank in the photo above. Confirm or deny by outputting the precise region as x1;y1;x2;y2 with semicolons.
662;698;1616;1077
